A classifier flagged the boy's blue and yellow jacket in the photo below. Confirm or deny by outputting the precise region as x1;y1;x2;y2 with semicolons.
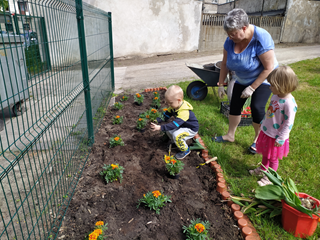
157;100;199;132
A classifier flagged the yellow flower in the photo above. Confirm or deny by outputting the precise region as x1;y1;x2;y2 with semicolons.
164;155;170;163
89;232;99;240
195;223;205;233
116;115;120;119
94;228;102;235
115;102;118;104
114;137;120;141
111;164;118;169
95;221;104;226
154;97;158;100
152;190;161;198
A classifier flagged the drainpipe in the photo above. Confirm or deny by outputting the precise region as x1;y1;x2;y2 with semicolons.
279;0;289;43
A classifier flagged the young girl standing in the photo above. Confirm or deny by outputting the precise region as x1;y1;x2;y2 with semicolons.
249;66;298;186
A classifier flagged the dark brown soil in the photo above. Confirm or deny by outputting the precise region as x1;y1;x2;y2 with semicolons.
60;90;243;240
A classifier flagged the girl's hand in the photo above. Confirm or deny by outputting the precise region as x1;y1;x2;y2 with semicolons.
274;142;283;147
150;122;161;131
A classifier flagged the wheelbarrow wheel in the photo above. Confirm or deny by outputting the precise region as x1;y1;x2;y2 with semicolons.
12;101;25;117
187;81;208;101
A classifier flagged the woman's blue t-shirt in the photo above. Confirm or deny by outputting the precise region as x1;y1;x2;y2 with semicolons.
224;25;278;86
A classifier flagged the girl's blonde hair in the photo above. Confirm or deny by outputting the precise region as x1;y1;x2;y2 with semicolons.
267;66;298;94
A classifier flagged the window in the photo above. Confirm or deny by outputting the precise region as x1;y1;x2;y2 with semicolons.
18;1;29;15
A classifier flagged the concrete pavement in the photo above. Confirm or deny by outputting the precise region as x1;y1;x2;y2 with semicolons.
114;45;320;93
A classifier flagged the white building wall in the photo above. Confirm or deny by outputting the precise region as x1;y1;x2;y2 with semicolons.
83;0;203;58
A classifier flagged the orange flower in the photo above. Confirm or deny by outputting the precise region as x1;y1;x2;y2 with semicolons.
164;156;171;163
95;221;104;226
114;137;120;141
136;93;141;98
154;92;158;95
154;97;158;100
151;109;157;113
163;108;168;111
111;164;118;169
146;115;150;119
152;190;161;198
143;194;146;197
94;229;102;235
195;223;205;233
139;118;143;121
116;115;120;119
170;159;176;165
89;232;99;240
122;96;125;99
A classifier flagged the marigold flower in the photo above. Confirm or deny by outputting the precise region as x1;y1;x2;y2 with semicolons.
89;232;99;240
122;96;125;99
111;164;118;169
94;228;103;235
170;159;177;165
143;194;146;197
165;156;170;163
115;102;118;104
163;108;168;111
154;92;158;95
114;137;120;141
95;221;104;226
195;223;205;233
152;190;162;198
116;115;120;119
146;115;150;119
154;97;158;100
136;93;141;98
139;118;143;121
151;109;157;113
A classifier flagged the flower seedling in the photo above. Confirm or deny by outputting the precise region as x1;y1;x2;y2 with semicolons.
153;91;159;97
109;135;124;148
100;163;124;183
164;155;184;176
182;218;210;240
134;93;144;105
136;118;147;130
137;190;171;214
113;102;124;110
120;95;129;102
85;221;108;240
112;115;123;125
152;96;161;109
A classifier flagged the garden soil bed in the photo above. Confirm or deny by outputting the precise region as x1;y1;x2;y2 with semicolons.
59;90;243;240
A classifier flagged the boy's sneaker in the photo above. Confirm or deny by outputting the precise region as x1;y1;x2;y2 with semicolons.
175;149;191;160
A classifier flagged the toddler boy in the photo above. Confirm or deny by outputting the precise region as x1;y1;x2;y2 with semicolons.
150;85;199;159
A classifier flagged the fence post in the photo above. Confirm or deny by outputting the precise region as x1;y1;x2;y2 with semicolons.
108;12;115;91
76;0;94;144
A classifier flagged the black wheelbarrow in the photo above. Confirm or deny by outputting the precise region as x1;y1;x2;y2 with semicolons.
186;62;227;101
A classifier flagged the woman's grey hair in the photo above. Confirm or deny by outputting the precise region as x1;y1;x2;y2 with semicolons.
224;8;249;32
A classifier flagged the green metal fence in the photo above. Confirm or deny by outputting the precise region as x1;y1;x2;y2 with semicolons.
0;0;114;239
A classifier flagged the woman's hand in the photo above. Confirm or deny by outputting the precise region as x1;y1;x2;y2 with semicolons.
241;86;255;98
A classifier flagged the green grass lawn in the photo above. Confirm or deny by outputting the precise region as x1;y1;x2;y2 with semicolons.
174;58;320;240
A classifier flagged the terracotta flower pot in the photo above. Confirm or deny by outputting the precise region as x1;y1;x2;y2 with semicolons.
242;227;253;238
238;218;248;229
201;149;208;155
202;153;208;158
221;191;230;200
231;203;241;212
215;168;223;173
217;177;225;184
216;172;223;181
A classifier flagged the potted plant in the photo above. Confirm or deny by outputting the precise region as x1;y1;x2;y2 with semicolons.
137;190;171;214
120;95;128;102
100;163;124;183
182;218;210;240
164;155;184;179
136;117;147;132
85;221;108;240
112;115;123;125
134;93;144;106
113;102;124;110
109;135;124;148
152;95;161;109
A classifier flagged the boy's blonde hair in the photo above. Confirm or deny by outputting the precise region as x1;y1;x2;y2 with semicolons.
267;66;298;94
165;85;184;100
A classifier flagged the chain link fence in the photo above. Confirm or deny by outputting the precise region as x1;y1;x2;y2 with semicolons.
0;0;114;239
